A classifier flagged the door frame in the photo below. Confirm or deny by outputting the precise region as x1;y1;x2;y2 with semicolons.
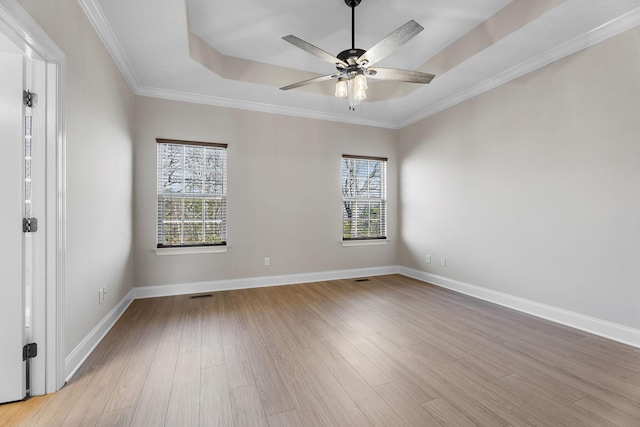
0;0;65;393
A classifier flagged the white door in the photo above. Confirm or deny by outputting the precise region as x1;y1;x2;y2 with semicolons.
0;2;65;397
0;51;27;403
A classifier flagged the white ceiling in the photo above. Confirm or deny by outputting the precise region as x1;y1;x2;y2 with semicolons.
82;0;640;128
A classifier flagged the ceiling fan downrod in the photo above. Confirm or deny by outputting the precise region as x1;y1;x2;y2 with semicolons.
345;0;361;50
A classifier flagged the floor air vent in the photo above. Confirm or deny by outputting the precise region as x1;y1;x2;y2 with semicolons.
354;278;370;282
190;294;213;299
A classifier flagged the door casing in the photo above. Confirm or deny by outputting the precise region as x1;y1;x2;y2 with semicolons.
0;0;66;394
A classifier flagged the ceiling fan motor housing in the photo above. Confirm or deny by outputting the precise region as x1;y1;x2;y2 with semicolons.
337;48;366;67
280;0;433;92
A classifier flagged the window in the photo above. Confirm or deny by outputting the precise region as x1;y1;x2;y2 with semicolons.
156;139;227;248
341;155;387;240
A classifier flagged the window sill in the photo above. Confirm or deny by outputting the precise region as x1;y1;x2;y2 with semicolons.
341;239;388;247
154;246;228;256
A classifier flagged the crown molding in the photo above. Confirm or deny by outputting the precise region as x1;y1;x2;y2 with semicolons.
78;0;141;92
136;85;399;129
79;0;640;130
78;0;398;129
399;7;640;128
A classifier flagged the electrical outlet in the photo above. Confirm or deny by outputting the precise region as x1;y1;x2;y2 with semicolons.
264;257;270;266
440;257;446;266
426;255;431;264
98;288;104;304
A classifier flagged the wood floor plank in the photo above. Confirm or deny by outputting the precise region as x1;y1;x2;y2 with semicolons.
6;275;640;426
218;292;256;390
0;396;49;427
102;324;164;413
24;366;102;427
421;398;477;427
165;350;201;427
230;385;269;427
308;316;391;387
129;296;187;427
453;357;587;405
267;410;303;427
497;374;615;426
164;297;204;426
335;325;440;404
200;295;225;368
374;345;510;426
250;288;308;351
505;335;640;418
329;362;408;427
241;333;296;417
373;382;442;427
266;340;340;427
442;359;556;426
60;381;116;427
95;407;134;427
292;348;371;427
575;395;640;426
199;365;234;427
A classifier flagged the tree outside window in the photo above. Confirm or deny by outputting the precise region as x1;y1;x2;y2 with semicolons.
157;139;227;247
342;155;387;240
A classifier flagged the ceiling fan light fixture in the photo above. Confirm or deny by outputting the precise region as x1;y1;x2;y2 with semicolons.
353;73;367;101
280;0;434;112
335;78;348;98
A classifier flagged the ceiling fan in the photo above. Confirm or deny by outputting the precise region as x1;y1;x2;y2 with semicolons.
280;0;435;110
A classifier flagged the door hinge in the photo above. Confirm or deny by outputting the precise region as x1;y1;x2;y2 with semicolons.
23;217;38;233
23;90;36;107
23;343;37;361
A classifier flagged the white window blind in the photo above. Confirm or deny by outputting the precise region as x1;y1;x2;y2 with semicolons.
157;139;227;247
341;155;387;240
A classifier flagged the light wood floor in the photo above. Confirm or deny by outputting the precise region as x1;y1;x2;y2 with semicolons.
2;274;640;426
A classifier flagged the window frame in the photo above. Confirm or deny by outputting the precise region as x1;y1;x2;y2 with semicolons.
156;138;228;250
341;154;388;242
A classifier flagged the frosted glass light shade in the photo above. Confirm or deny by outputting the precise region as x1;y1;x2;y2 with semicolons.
335;79;348;98
353;73;367;101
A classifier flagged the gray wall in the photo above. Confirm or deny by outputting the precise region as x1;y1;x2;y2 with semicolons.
398;26;640;330
14;0;640;361
133;97;398;286
19;0;136;354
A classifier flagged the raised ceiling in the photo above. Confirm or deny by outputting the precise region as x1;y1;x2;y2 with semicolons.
82;0;640;128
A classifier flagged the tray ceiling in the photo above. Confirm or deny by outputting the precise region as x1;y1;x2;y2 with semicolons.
82;0;640;128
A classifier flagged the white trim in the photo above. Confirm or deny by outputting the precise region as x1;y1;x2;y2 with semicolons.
133;266;397;299
64;264;640;382
154;245;228;256
399;7;640;128
77;0;140;92
0;0;66;393
341;239;389;247
137;86;398;129
398;266;640;349
63;265;396;379
80;0;640;130
65;290;134;382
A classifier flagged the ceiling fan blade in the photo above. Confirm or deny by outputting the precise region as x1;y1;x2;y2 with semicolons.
282;35;348;68
357;20;423;67
368;67;435;84
280;73;339;91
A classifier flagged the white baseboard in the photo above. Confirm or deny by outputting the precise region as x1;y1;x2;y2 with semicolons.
132;265;398;299
66;264;640;380
64;265;397;380
64;289;135;382
399;266;640;349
